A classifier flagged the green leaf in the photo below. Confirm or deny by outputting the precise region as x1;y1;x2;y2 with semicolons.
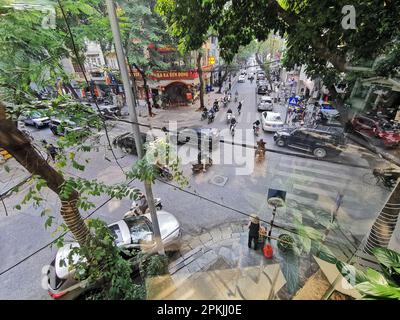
336;262;369;285
372;248;400;269
356;282;400;299
366;268;388;285
14;204;21;210
44;216;54;229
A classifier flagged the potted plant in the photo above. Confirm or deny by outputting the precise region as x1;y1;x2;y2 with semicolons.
278;234;294;252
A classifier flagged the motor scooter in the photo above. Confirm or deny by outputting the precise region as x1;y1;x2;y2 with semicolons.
201;110;208;121
124;193;162;218
208;111;215;124
192;156;213;174
255;147;265;162
253;125;260;136
230;123;236;136
226;112;232;124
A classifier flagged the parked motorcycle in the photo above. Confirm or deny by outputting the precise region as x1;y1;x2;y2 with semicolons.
154;164;173;181
124;193;162;218
192;156;213;174
201;110;208;121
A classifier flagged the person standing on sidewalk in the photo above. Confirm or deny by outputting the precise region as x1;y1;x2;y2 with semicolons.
248;214;260;250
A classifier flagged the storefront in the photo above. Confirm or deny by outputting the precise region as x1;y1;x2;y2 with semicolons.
130;67;212;107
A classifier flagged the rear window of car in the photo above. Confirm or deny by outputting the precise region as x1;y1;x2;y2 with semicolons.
266;114;282;121
125;217;152;244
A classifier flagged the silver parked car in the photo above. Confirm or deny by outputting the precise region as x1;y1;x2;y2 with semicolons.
46;210;181;300
257;96;273;111
22;112;50;129
261;111;284;132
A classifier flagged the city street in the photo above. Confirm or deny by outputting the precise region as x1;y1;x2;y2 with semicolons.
0;67;397;299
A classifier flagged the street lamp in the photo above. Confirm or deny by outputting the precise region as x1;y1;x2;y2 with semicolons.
266;188;286;241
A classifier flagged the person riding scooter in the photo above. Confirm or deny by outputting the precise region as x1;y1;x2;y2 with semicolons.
226;108;233;124
255;139;266;160
208;108;216;123
230;115;237;134
237;100;243;115
213;99;219;112
253;120;261;135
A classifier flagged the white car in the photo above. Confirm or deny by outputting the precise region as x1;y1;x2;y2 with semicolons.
238;75;246;83
261;111;284;132
257;96;273;111
46;211;181;300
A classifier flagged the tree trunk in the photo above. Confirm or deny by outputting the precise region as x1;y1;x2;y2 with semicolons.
63;83;80;100
0;102;90;247
364;180;400;254
217;66;229;93
131;63;154;117
197;51;205;110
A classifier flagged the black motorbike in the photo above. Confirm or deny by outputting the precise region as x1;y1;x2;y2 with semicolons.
208;111;215;124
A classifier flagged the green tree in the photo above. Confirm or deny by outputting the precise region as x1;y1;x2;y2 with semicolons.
0;2;93;245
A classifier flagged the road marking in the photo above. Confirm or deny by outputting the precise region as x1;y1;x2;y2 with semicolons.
293;184;339;198
277;164;360;180
273;171;357;193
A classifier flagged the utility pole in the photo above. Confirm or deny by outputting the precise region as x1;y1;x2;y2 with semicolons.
106;0;164;255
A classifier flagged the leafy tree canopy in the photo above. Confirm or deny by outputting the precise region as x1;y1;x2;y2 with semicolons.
156;0;400;86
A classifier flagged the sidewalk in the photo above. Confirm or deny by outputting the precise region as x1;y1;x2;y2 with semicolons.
129;76;239;130
147;221;360;300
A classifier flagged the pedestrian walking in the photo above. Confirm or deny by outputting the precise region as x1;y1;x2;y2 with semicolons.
248;214;260;250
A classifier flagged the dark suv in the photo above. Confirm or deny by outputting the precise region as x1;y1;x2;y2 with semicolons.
273;126;346;158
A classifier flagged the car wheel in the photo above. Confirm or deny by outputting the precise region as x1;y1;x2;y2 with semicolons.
34;123;39;129
276;139;285;147
313;147;327;158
